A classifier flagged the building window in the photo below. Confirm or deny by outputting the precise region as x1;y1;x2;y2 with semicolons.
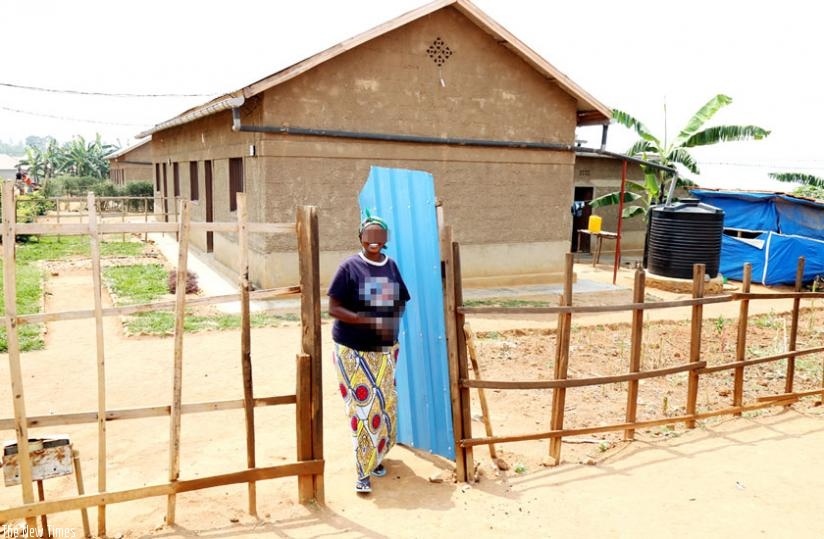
189;161;199;201
173;162;181;197
155;163;161;192
229;157;244;212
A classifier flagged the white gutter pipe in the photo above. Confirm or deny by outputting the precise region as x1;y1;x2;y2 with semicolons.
136;96;245;138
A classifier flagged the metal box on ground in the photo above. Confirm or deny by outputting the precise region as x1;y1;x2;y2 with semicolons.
2;436;74;486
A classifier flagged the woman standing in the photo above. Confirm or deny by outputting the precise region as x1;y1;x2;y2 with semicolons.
328;214;410;494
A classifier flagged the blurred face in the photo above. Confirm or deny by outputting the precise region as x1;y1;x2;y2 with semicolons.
360;224;387;258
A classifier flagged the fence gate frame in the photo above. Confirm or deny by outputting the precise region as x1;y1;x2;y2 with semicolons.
443;240;824;483
1;185;324;535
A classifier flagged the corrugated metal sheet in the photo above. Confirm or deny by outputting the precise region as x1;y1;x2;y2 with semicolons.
359;166;454;459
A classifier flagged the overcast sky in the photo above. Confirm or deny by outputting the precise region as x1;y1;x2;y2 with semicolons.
3;0;820;190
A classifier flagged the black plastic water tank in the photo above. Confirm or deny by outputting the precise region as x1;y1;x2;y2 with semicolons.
645;199;724;279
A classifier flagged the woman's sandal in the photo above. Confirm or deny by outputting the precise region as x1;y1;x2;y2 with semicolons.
355;476;372;493
371;464;387;477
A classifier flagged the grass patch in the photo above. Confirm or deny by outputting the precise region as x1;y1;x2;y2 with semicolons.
16;235;145;263
463;298;551;308
124;310;300;336
0;263;45;351
104;262;302;335
752;310;783;330
104;264;169;304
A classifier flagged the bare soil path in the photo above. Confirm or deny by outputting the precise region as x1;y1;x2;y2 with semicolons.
2;262;824;538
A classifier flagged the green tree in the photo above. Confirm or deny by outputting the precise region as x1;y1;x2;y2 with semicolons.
55;134;118;178
20;137;59;180
768;172;824;200
591;94;770;220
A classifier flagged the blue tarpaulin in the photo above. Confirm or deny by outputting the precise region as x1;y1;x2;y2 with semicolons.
721;233;824;286
693;190;824;285
691;190;824;240
359;166;455;460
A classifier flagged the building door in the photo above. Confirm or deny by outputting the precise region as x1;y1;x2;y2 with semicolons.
571;187;594;252
359;166;454;460
204;160;214;253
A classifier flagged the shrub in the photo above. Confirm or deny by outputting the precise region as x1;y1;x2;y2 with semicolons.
42;177;154;211
124;181;154;211
167;269;200;295
44;175;119;197
16;191;52;222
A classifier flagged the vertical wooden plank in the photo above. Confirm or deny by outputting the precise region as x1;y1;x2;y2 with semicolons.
453;242;474;480
87;192;108;536
295;353;313;503
685;263;705;428
733;263;752;414
56;196;62;242
297;205;324;503
166;200;190;525
440;225;466;481
549;253;574;464
785;257;805;395
624;268;646;440
2;182;37;531
174;196;181;241
36;480;48;532
236;194;256;516
143;197;149;242
120;198;126;243
72;449;91;539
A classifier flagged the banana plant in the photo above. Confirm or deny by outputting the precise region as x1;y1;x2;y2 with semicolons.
23;134;118;180
591;94;771;220
768;172;824;200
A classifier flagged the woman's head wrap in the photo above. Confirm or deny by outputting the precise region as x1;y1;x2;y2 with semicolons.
359;208;388;236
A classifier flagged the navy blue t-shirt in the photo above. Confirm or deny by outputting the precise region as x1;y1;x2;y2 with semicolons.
328;252;411;351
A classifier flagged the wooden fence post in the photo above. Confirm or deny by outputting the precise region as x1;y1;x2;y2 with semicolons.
120;197;126;242
625;268;646;440
734;263;752;414
549;253;574;464
2;183;38;531
441;225;467;481
56;196;62;242
785;257;805;395
453;242;474;480
236;194;257;516
297;205;324;503
87;192;109;536
296;353;313;503
166;200;190;525
143;197;149;242
686;263;705;428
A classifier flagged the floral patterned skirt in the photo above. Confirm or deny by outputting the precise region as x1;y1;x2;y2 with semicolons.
333;342;398;479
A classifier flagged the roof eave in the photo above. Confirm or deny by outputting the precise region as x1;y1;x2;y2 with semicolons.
135;96;245;139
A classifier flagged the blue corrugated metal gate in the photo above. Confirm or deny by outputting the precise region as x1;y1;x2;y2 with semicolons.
359;166;454;460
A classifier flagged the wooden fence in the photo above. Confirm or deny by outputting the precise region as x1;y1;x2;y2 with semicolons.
0;184;323;536
444;241;824;482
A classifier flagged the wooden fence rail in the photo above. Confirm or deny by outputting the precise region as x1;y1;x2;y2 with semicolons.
0;186;323;535
444;240;821;481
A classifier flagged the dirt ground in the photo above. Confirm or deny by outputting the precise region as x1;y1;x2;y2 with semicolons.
2;259;824;538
